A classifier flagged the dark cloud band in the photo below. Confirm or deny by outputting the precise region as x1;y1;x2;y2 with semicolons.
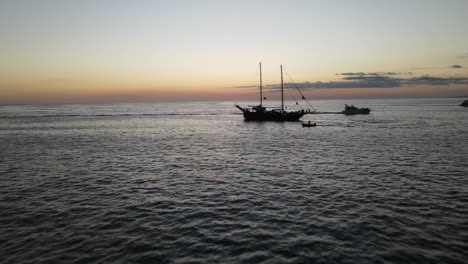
233;73;468;90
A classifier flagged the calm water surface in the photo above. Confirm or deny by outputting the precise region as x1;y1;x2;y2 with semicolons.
1;98;467;263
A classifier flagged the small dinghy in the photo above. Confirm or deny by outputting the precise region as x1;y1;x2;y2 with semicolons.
302;121;316;127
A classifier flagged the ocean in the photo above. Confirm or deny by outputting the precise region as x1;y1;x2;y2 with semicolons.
0;98;467;263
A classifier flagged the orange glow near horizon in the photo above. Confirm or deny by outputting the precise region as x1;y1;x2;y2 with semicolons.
2;64;468;104
1;1;468;104
2;81;468;105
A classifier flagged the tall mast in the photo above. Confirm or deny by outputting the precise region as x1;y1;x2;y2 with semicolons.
259;62;263;106
281;65;284;111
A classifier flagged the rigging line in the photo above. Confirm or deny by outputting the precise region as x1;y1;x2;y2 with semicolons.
283;67;317;111
284;84;303;110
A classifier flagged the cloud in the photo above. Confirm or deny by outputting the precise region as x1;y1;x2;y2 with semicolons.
233;71;468;90
338;72;366;76
265;76;402;90
406;76;468;86
238;74;468;90
341;75;399;81
338;72;399;76
450;64;462;68
406;76;450;86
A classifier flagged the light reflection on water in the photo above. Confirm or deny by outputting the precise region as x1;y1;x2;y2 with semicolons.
0;98;467;263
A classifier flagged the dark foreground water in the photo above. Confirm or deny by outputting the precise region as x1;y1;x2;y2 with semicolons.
1;98;467;263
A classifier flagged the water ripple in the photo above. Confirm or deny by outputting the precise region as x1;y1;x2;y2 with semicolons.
1;99;467;263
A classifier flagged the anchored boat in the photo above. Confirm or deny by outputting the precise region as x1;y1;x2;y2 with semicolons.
341;104;371;115
235;63;314;121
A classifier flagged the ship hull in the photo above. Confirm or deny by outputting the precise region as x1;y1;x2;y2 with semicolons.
243;111;304;121
341;109;371;115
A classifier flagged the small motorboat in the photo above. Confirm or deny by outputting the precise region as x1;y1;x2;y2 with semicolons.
341;104;371;115
460;99;468;107
302;121;316;127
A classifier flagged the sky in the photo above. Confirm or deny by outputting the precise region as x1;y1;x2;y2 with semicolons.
0;0;467;104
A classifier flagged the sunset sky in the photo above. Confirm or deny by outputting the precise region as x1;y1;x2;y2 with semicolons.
1;0;467;104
